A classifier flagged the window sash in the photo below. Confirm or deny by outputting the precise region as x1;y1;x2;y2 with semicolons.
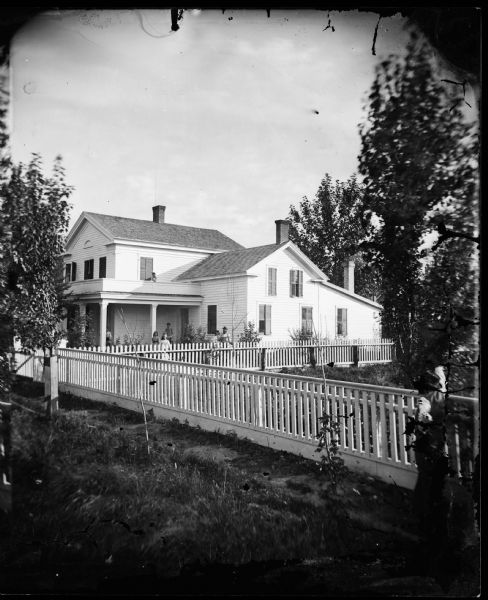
301;306;313;334
207;305;217;334
99;256;107;279
267;268;277;296
71;262;77;281
84;259;94;280
64;264;71;283
259;304;271;335
289;269;303;297
337;308;348;336
140;257;153;281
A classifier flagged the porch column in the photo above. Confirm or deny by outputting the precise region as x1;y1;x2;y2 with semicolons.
150;303;158;337
99;300;108;348
79;303;87;337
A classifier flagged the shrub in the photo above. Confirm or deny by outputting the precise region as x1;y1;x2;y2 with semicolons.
288;327;319;343
179;324;207;343
238;322;261;343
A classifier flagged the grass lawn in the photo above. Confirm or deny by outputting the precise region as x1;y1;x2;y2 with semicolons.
279;362;477;399
280;362;409;388
0;379;479;595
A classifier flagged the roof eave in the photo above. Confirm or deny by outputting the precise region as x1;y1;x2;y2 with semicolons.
318;279;382;308
176;272;257;282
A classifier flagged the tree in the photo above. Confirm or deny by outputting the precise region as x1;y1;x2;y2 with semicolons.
288;174;380;300
358;32;479;575
1;154;73;414
358;32;479;384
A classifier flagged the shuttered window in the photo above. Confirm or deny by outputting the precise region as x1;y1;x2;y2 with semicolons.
71;262;77;281
140;257;153;281
337;308;348;336
259;304;272;335
301;306;313;335
84;259;94;280
207;305;217;334
99;256;107;278
267;267;277;296
289;269;303;297
65;263;71;283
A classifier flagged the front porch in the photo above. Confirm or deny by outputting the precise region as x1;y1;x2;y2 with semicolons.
66;279;203;346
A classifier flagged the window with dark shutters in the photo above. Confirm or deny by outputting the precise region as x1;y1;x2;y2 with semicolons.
84;259;94;280
99;256;107;278
207;305;217;334
267;267;277;296
259;304;272;335
301;306;313;334
65;264;71;283
71;262;77;281
336;308;348;336
289;269;303;297
140;257;153;281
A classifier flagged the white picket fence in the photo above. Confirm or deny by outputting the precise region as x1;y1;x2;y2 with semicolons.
49;348;477;490
65;338;394;370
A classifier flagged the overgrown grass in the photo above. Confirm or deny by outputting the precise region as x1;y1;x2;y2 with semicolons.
281;362;409;388
5;402;357;581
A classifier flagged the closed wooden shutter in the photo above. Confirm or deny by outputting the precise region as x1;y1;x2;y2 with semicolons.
298;270;303;297
265;305;272;335
99;256;106;278
268;268;277;296
140;257;153;280
71;262;77;281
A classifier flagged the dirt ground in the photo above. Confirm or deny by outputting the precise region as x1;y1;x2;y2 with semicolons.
1;384;480;596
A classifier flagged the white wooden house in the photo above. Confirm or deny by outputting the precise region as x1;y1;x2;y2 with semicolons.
63;205;381;346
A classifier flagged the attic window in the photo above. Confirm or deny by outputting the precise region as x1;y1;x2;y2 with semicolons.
83;240;93;248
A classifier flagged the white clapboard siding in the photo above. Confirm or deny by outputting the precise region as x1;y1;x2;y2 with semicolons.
55;348;478;490
66;220;115;279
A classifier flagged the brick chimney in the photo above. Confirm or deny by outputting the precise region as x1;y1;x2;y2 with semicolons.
343;258;355;293
152;205;166;224
275;219;290;244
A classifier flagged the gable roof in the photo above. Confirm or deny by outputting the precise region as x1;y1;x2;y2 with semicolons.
176;243;284;280
74;212;243;252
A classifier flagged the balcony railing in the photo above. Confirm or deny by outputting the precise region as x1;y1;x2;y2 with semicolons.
67;278;202;298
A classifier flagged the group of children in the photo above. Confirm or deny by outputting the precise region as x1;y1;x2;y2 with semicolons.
106;323;232;348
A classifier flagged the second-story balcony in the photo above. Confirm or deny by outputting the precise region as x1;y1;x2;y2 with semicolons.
67;278;202;304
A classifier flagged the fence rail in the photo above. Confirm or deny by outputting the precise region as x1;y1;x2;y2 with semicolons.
65;338;394;370
48;348;477;490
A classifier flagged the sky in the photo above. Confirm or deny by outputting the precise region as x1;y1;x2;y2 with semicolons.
8;9;432;247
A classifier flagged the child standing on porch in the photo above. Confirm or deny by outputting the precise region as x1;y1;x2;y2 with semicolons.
165;323;174;343
160;332;171;360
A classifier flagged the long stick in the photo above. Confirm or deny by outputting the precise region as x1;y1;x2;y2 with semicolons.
117;307;150;456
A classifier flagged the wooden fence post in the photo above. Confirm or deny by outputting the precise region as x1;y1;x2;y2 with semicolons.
308;346;317;369
260;348;267;371
352;345;359;367
44;353;59;417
